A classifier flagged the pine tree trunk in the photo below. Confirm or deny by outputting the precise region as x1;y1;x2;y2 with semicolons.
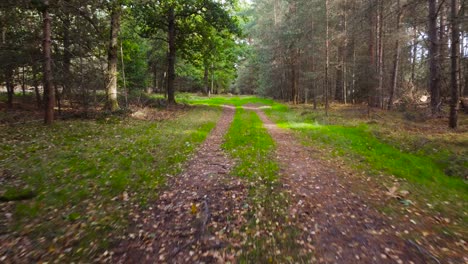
325;0;330;115
389;0;401;110
429;0;441;115
204;63;210;96
43;0;54;124
106;4;120;111
32;64;42;108
449;0;459;128
377;0;384;109
167;6;177;105
411;26;418;84
5;69;14;109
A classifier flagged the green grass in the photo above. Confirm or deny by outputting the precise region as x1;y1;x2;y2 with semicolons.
259;103;467;225
0;106;221;261
223;108;278;181
178;94;279;107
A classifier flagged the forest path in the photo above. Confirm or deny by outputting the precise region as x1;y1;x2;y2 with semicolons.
113;106;248;263
247;105;429;264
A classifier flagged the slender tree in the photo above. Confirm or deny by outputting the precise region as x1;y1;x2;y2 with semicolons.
429;0;441;115
42;0;54;124
106;2;121;111
388;0;402;110
449;0;460;128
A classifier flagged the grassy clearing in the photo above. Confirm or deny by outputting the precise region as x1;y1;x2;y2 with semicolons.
220;105;308;262
0;106;221;261
176;93;277;107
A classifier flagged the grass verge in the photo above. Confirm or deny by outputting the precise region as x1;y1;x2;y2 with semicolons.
0;106;221;261
262;104;467;227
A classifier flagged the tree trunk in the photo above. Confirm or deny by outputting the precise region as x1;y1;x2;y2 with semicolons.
5;69;14;109
21;67;26;96
325;0;330;115
204;62;210;96
429;0;441;115
388;0;401;110
335;46;344;102
32;64;42;108
151;63;157;93
291;62;297;104
411;26;418;84
106;4;120;111
449;0;459;128
167;6;176;105
43;0;54;124
63;5;72;99
439;2;449;96
377;0;384;109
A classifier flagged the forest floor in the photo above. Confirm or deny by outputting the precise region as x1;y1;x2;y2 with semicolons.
0;94;467;263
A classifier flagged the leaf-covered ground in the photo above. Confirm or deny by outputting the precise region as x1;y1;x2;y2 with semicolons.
0;106;221;262
1;95;466;263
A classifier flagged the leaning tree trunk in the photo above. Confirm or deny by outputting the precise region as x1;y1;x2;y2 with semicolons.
167;6;177;105
106;4;120;111
449;0;459;128
429;0;441;115
43;0;54;124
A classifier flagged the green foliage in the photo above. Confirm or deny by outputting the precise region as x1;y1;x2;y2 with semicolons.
119;17;151;90
131;0;243;95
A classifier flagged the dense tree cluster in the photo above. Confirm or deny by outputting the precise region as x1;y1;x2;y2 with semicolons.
0;0;242;123
236;0;467;127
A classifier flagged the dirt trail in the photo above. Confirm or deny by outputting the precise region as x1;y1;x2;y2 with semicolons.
113;106;247;263
249;106;429;264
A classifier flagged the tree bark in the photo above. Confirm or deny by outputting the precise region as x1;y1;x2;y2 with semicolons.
167;6;176;105
21;67;26;96
63;8;72;99
429;0;441;115
411;26;418;84
106;3;120;111
43;0;54;124
389;0;402;110
377;0;384;109
291;61;298;104
439;2;449;95
5;69;14;109
32;64;42;108
204;62;210;96
325;0;330;115
449;0;459;128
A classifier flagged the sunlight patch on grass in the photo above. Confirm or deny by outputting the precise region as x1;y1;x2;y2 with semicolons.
279;121;322;129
